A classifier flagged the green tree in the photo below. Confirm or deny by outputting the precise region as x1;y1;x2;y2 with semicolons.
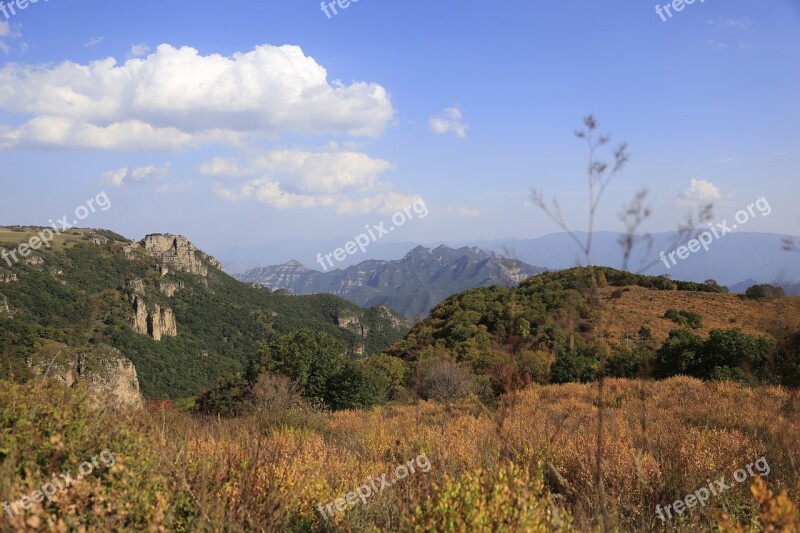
249;330;346;402
654;329;704;379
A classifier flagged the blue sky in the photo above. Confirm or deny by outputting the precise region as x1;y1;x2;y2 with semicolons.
0;0;798;254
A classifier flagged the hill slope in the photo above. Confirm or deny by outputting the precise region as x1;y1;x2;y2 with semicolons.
0;227;409;399
235;245;546;319
386;267;800;391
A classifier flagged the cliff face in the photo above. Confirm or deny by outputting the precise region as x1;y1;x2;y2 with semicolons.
148;305;177;341
139;234;221;277
159;280;184;297
131;295;177;341
28;343;143;409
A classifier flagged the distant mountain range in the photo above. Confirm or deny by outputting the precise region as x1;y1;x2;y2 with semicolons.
220;231;800;290
471;231;800;288
235;245;546;319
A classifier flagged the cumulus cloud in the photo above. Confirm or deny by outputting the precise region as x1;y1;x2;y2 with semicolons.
207;147;422;215
0;43;395;150
429;107;468;138
200;149;393;194
678;179;722;206
103;164;172;186
213;177;421;215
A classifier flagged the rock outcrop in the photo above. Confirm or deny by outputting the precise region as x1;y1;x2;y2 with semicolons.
28;343;143;409
148;305;177;341
159;280;184;297
131;295;177;341
335;313;369;337
140;234;218;277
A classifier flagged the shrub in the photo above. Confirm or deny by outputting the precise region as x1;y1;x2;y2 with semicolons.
194;375;250;417
406;463;573;531
744;284;786;299
664;308;703;329
655;328;774;382
654;329;704;379
414;357;476;402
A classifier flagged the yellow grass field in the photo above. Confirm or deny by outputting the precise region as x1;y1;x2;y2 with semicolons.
1;377;798;531
600;286;800;347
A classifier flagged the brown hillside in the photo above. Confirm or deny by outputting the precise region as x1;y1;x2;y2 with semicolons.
600;285;800;347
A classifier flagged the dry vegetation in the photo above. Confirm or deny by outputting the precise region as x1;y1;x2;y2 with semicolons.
2;377;799;532
600;286;800;347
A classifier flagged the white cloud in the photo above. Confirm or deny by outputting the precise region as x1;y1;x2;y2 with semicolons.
206;147;418;214
103;164;172;186
429;107;468;138
213;177;421;215
129;43;149;58
678;179;722;206
84;36;104;48
200;149;393;194
0;43;395;150
0;21;20;55
708;18;752;30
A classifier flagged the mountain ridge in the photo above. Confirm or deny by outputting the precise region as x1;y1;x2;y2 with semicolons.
235;245;546;319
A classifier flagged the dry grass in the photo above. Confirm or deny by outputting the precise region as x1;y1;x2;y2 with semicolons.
2;377;799;531
0;227;87;250
600;286;800;347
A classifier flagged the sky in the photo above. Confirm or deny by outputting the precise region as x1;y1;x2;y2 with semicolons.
0;0;798;256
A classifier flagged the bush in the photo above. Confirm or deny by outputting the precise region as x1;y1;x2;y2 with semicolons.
664;308;703;329
744;284;785;299
655;328;774;382
654;329;704;379
194;375;250;417
414;357;476;402
406;463;573;531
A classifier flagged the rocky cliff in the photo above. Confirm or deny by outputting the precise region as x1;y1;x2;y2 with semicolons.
28;343;143;409
136;233;222;277
131;294;178;341
123;232;220;342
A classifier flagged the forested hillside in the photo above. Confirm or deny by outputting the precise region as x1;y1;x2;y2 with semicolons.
0;227;409;399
